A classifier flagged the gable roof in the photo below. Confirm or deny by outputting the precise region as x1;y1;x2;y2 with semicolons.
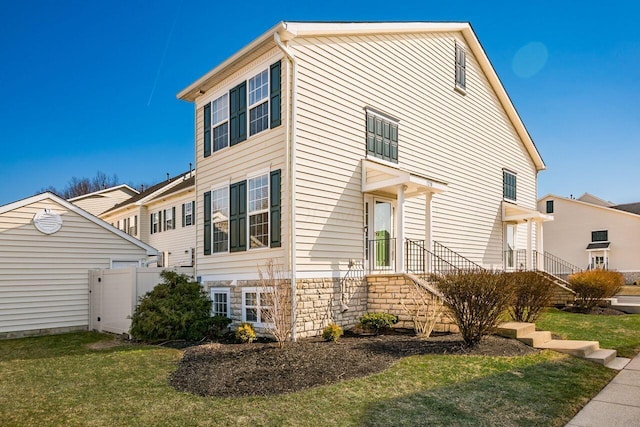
102;170;195;215
178;21;545;171
577;192;614;207
611;202;640;215
67;184;138;202
539;193;640;220
0;192;157;255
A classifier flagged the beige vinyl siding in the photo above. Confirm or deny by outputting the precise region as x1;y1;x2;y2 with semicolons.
146;190;196;267
71;188;136;216
292;32;538;271
0;198;148;335
100;205;140;238
195;47;288;277
538;196;640;271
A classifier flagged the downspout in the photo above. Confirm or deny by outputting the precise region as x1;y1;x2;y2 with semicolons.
274;30;298;341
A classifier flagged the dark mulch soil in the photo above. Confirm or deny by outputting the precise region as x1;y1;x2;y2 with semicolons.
561;306;627;315
169;332;538;397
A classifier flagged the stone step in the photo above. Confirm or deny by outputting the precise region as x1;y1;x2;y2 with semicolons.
585;349;617;366
496;322;535;339
536;339;600;357
518;331;552;347
605;357;631;371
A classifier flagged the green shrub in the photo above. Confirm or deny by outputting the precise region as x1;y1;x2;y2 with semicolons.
359;312;398;334
322;323;344;342
569;270;625;309
210;315;232;338
130;271;214;342
235;322;256;343
507;271;554;323
434;270;514;347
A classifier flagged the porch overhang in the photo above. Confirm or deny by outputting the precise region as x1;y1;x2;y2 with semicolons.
361;159;447;198
586;242;610;250
502;201;552;223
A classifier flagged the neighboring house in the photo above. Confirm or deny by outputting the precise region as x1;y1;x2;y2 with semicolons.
68;184;139;216
0;192;156;339
100;170;196;268
538;193;640;283
178;21;553;338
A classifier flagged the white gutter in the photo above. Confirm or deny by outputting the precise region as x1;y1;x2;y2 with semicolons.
274;30;298;342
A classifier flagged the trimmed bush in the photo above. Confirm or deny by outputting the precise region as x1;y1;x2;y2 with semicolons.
322;323;343;342
434;270;514;346
235;322;257;343
210;315;232;338
130;271;214;342
569;270;624;310
359;312;398;334
507;271;554;323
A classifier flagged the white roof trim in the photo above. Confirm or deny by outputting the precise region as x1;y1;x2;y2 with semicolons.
502;201;552;223
0;192;158;255
177;21;545;171
361;159;447;197
67;184;138;202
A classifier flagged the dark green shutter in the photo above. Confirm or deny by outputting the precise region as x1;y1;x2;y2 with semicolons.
203;192;211;255
270;61;281;128
172;207;176;230
159;211;162;233
270;169;282;247
150;214;153;234
204;103;211;157
192;201;196;224
230;180;247;252
181;203;185;227
229;82;247;146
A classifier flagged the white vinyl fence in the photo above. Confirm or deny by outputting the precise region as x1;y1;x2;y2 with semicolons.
89;267;194;335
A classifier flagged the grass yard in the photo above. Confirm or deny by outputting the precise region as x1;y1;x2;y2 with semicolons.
536;308;640;358
0;328;621;427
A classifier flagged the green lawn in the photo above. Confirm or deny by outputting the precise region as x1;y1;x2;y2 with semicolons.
536;308;640;358
0;328;622;427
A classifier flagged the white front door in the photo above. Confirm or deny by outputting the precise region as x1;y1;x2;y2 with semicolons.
365;196;395;270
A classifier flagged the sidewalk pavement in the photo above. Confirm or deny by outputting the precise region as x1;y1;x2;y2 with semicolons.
567;354;640;426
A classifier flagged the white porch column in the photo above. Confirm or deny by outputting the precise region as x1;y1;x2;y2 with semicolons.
396;185;405;273
526;220;532;270
425;192;433;251
535;220;543;270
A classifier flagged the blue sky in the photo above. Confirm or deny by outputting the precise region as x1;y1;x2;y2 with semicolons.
1;1;639;206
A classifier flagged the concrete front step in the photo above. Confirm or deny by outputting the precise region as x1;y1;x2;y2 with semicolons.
605;357;631;371
537;339;600;357
496;322;535;339
585;349;618;366
518;331;552;347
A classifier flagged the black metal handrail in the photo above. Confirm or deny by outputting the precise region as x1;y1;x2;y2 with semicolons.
433;241;483;272
367;238;396;271
539;251;582;275
405;239;458;275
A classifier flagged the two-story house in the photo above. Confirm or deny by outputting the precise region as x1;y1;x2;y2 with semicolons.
178;22;551;338
100;170;196;268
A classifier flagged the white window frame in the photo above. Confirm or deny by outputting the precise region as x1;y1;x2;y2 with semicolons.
183;202;194;227
455;42;466;92
164;208;174;231
241;287;273;327
211;93;229;152
212;184;230;254
248;68;270;136
210;287;231;318
151;212;160;234
247;172;270;250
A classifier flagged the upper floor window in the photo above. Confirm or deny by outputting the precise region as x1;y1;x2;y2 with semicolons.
182;201;195;227
546;200;554;214
212;187;229;253
366;110;398;164
151;212;161;234
455;43;466;90
203;61;281;157
592;230;608;242
248;174;269;249
128;215;138;236
212;94;229;152
164;207;175;231
503;170;517;201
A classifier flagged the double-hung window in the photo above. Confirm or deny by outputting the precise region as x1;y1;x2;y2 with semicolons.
592;230;608;242
503;170;517;201
455;43;466;90
182;201;195;227
366;110;399;163
242;287;272;326
164;207;175;231
248;174;269;249
212;94;229;152
212;187;229;253
248;70;269;136
151;212;161;234
211;288;230;318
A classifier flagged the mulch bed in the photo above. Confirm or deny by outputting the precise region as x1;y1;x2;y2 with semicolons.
168;332;538;397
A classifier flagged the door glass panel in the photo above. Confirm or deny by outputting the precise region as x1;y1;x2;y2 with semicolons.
374;201;393;268
506;224;516;269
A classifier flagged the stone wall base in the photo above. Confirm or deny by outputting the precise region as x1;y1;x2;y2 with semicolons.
0;325;88;340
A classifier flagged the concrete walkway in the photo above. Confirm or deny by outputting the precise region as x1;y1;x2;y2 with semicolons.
566;354;640;426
